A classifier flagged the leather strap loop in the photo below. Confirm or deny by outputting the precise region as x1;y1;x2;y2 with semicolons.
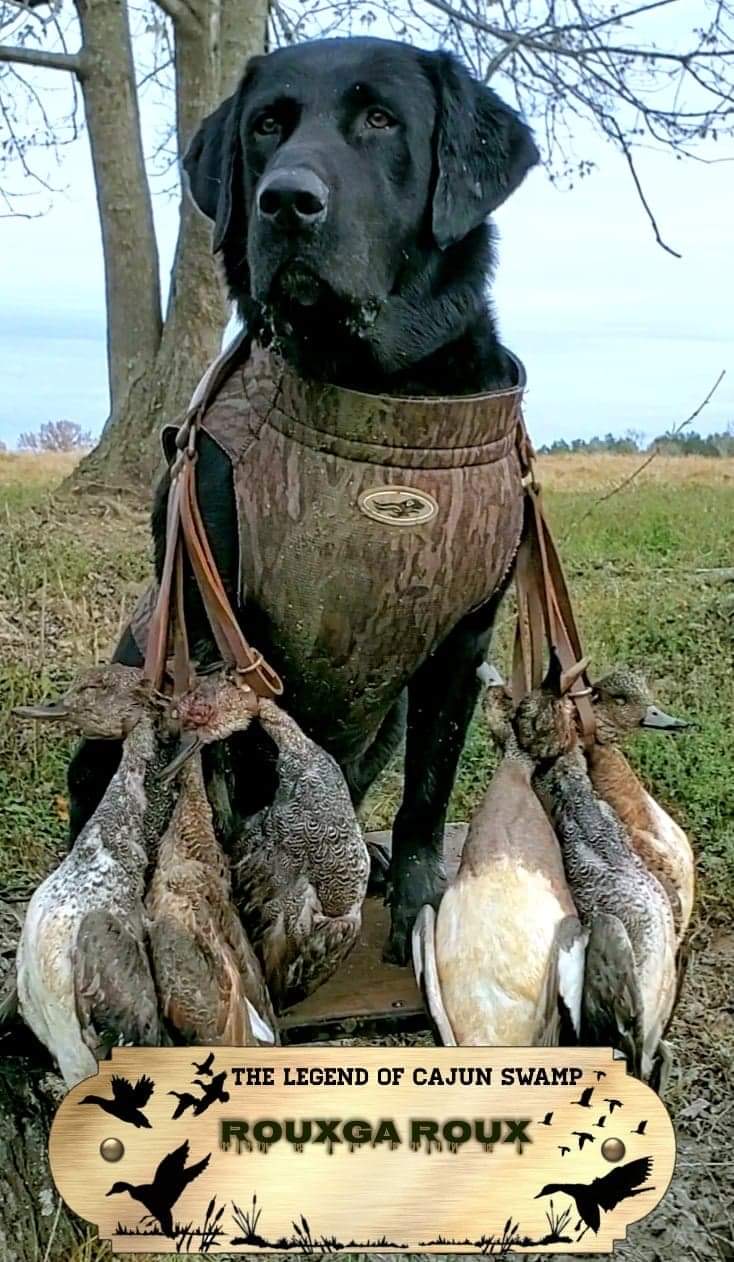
143;332;283;700
512;422;596;747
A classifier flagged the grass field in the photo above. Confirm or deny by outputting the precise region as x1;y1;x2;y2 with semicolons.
0;450;732;1261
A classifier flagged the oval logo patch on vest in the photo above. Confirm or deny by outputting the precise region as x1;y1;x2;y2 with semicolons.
358;485;439;526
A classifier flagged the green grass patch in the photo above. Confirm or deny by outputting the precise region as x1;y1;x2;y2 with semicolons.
1;469;732;909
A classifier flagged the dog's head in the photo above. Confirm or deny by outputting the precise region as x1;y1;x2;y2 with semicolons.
184;37;538;355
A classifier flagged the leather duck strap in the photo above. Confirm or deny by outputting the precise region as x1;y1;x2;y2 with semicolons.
512;422;596;746
143;334;283;700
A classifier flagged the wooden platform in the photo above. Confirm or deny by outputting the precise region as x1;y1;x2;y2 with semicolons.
280;824;467;1043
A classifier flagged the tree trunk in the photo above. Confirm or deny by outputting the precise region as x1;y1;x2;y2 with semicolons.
72;0;270;491
70;0;163;486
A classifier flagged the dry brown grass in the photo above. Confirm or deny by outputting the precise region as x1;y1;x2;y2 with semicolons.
0;451;81;489
537;452;734;491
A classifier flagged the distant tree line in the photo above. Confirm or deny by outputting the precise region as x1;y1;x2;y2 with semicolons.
537;429;734;458
15;420;92;453
4;422;733;459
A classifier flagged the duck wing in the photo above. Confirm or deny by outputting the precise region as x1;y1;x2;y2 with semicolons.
109;1074;155;1112
130;1074;155;1107
581;913;644;1077
149;909;223;1043
152;1140;190;1193
535;916;588;1045
220;902;278;1044
74;910;159;1049
591;1157;654;1210
412;905;457;1047
263;886;362;1010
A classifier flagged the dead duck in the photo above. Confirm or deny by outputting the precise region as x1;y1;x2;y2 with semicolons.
512;660;678;1086
588;669;693;940
165;674;370;1011
413;664;586;1047
13;666;165;1085
149;703;277;1046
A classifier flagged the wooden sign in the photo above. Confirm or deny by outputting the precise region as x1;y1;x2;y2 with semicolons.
49;1047;675;1254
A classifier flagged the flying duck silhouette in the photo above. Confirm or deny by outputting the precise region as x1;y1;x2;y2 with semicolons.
106;1140;211;1237
169;1070;230;1119
192;1052;215;1076
169;1089;201;1120
536;1156;655;1236
632;1120;648;1135
540;1112;554;1126
605;1098;623;1113
81;1074;154;1128
594;1115;607;1129
572;1131;595;1150
573;1087;595;1108
559;1145;571;1157
192;1071;229;1111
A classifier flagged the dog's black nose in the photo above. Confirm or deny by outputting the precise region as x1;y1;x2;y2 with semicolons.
257;169;329;229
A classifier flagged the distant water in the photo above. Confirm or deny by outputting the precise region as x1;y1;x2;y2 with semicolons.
0;328;109;446
0;322;731;450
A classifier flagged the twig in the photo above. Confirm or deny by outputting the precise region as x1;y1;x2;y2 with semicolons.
607;117;681;258
567;369;726;533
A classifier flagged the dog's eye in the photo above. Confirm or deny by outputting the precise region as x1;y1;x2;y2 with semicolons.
365;108;396;130
254;112;280;136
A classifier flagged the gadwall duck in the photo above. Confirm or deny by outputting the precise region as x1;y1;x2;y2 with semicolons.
513;659;678;1087
588;669;693;941
166;674;369;1011
14;666;167;1085
413;664;586;1046
150;689;277;1045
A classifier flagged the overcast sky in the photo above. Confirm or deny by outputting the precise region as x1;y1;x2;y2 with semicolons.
1;35;732;449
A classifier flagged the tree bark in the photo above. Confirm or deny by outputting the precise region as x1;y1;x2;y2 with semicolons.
72;0;270;490
71;0;163;484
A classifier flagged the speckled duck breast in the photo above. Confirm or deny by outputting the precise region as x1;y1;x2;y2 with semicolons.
135;344;527;765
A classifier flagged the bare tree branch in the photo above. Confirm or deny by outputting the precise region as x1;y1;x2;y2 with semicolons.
0;43;84;74
151;0;201;31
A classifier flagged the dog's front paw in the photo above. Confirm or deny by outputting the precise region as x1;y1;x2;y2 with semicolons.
384;847;446;966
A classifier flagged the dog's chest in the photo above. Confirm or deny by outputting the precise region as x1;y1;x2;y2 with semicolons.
193;350;525;760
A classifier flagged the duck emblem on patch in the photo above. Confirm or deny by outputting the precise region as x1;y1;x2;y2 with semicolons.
358;484;439;525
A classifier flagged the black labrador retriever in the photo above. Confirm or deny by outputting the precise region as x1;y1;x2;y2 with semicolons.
68;37;538;965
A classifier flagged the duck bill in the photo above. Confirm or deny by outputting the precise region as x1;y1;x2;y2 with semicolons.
13;699;70;722
640;705;689;731
160;732;202;782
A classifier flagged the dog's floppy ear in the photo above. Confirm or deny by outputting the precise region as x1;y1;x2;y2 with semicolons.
183;59;263;254
183;93;239;252
428;53;539;250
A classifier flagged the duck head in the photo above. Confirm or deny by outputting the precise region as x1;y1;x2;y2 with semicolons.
477;663;514;747
106;1181;135;1196
14;665;154;739
592;669;689;743
512;652;588;762
162;671;260;781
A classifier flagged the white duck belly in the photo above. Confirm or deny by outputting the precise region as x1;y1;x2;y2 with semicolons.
17;820;148;1085
435;856;581;1045
642;788;695;933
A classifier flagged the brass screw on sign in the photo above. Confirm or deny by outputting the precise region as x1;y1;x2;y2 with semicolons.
100;1137;125;1162
601;1138;626;1163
